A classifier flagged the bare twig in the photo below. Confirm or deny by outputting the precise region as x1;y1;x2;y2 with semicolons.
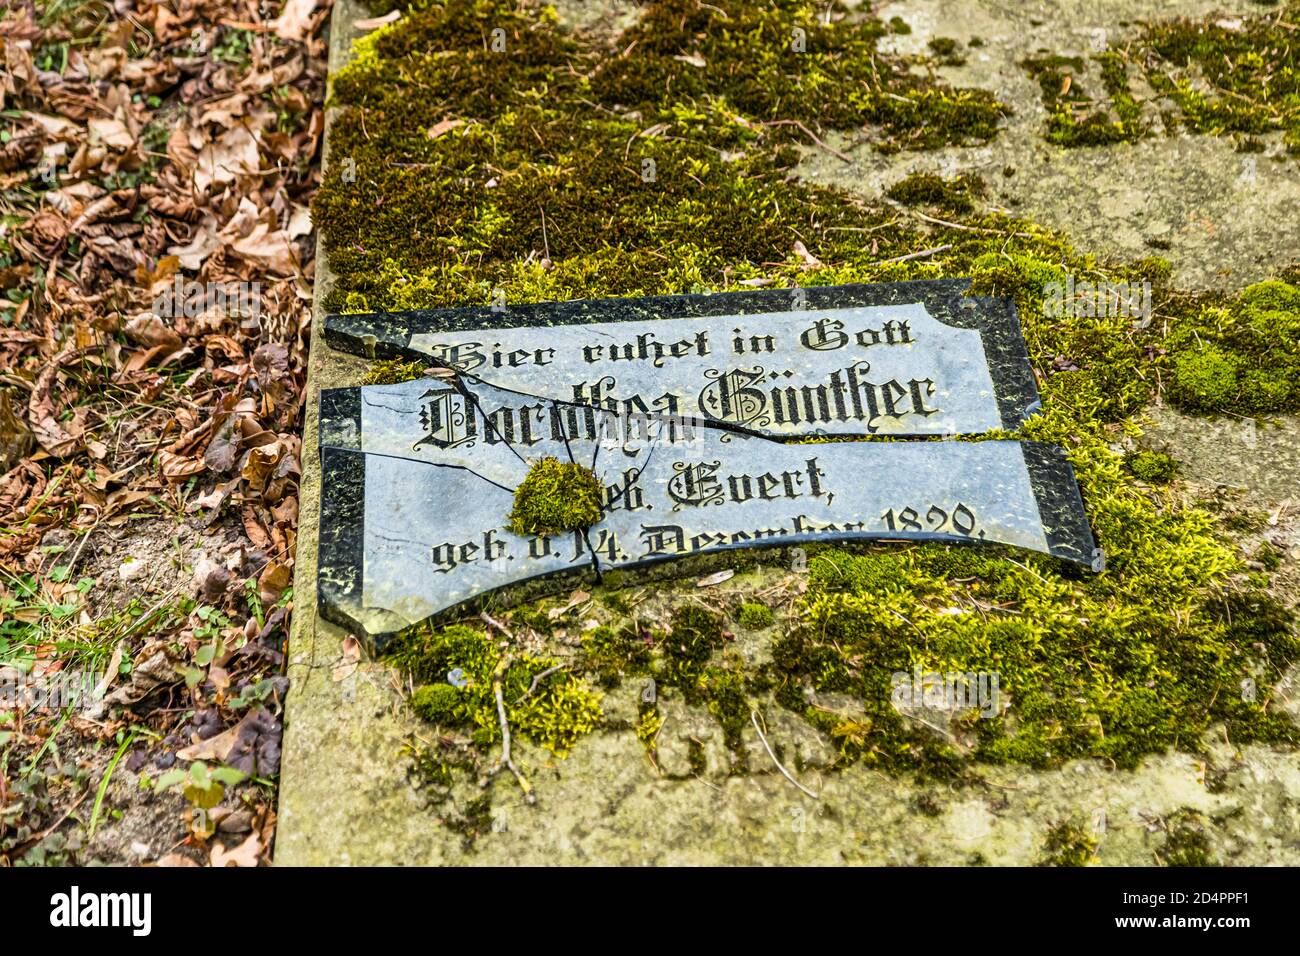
479;610;513;640
750;711;818;799
763;119;853;163
514;663;566;704
492;656;535;803
875;244;952;265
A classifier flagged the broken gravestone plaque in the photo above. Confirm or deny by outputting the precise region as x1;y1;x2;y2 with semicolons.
324;279;1040;438
316;375;1095;644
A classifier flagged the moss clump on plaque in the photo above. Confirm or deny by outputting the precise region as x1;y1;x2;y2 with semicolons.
362;358;425;385
508;457;603;538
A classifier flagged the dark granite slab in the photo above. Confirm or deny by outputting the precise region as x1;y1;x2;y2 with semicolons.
317;375;1096;646
323;280;1040;439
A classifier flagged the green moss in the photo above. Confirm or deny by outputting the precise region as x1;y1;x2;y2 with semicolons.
1020;53;1144;147
1017;6;1300;151
410;682;468;725
579;624;650;687
1156;810;1217;867
362;358;425;385
786;540;1299;772
508;457;603;537
1139;9;1300;144
886;171;985;215
660;604;727;685
1037;820;1099;867
1126;451;1176;484
927;37;965;66
314;0;1010;313
386;623;603;757
1170;346;1244;411
738;602;774;630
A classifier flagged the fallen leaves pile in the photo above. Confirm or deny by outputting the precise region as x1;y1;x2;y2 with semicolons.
0;0;329;866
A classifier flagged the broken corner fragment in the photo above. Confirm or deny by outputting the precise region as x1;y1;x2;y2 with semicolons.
324;279;1041;438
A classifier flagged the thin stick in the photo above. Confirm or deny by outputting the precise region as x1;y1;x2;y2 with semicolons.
514;663;566;704
763;119;853;163
750;711;818;799
875;244;951;265
492;657;535;803
479;610;513;640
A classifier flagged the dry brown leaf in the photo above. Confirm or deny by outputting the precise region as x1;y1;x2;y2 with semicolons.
159;449;207;481
547;589;591;620
793;240;822;268
270;0;322;42
176;708;261;763
257;559;291;605
331;635;361;683
124;312;182;351
210;832;262;868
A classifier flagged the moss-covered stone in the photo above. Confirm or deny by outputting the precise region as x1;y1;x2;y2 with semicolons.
316;0;1300;789
508;457;603;537
1156;810;1217;867
1020;53;1144;147
886;171;985;215
1037;820;1099;867
410;682;467;725
386;623;603;757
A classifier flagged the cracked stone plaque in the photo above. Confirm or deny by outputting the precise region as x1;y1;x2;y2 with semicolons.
324;279;1040;438
317;376;1095;644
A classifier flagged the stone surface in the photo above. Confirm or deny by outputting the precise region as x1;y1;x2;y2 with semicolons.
802;0;1300;291
317;375;1094;642
325;280;1041;437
